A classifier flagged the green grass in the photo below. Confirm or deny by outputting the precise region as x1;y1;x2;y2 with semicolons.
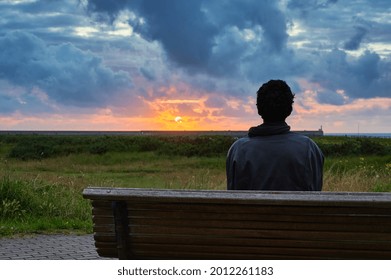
0;175;92;236
322;155;391;192
0;134;390;237
0;150;227;236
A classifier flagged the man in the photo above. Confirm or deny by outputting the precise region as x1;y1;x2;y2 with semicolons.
226;79;324;191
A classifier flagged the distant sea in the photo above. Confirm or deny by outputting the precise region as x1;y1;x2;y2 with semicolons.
325;133;391;138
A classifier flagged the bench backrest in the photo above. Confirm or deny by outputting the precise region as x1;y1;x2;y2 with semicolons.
83;187;391;259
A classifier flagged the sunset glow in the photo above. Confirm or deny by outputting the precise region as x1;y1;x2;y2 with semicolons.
0;1;390;133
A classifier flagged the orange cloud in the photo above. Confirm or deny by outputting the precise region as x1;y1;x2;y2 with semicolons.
143;89;259;130
145;97;208;130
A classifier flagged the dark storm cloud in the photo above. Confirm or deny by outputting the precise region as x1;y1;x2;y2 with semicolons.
0;94;20;114
287;0;339;14
287;0;338;20
0;31;132;108
344;26;368;50
206;0;288;51
0;1;81;32
85;0;391;104
86;0;131;21
0;0;106;60
315;90;348;105
131;0;218;71
87;0;289;75
310;49;390;100
139;66;156;81
87;0;216;69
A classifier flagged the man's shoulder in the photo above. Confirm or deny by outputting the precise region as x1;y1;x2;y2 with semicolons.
286;132;317;143
228;137;250;153
230;137;250;147
286;131;309;139
287;132;323;156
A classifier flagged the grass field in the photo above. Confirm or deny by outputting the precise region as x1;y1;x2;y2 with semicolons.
0;134;390;236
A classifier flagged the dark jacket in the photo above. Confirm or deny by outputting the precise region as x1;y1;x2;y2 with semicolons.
226;122;324;191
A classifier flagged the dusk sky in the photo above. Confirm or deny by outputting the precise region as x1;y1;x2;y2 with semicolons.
0;0;390;133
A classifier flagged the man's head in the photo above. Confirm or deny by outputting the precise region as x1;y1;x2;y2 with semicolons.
256;79;295;122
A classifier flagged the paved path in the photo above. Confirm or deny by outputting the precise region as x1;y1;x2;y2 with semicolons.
0;234;114;260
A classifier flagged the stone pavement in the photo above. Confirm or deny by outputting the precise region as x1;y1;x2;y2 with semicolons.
0;234;114;260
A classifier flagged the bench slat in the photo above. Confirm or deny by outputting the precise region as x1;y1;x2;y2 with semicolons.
93;234;391;257
128;235;391;251
93;208;389;226
125;217;391;233
130;243;391;260
85;188;391;207
126;224;391;241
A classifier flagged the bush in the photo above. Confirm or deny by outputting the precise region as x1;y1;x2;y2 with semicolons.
156;136;235;157
3;134;389;160
8;139;55;160
0;199;26;220
89;142;109;155
360;138;388;155
4;134;236;159
0;177;30;220
315;137;390;157
7;135;84;160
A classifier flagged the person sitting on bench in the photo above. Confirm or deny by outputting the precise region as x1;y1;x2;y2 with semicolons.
226;79;324;191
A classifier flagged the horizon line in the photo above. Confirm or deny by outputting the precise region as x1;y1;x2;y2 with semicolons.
0;129;390;134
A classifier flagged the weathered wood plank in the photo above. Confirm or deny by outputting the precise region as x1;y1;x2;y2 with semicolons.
93;231;391;252
129;212;390;226
92;209;391;227
124;203;391;215
125;225;391;241
129;235;391;252
124;217;391;233
83;187;391;207
130;243;391;260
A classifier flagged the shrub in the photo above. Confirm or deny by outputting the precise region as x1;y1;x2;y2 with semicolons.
4;134;389;160
0;199;26;220
0;177;29;220
359;138;388;155
8;139;55;160
89;142;109;155
315;137;389;157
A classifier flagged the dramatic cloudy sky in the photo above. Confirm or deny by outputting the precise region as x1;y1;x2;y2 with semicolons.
0;0;390;132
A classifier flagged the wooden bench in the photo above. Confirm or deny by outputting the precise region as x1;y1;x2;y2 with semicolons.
83;187;391;259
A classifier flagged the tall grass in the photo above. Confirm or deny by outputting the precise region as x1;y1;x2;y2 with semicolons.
323;167;389;192
322;155;391;192
0;175;92;236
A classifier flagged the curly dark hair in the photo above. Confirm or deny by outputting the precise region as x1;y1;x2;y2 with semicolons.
256;80;295;121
